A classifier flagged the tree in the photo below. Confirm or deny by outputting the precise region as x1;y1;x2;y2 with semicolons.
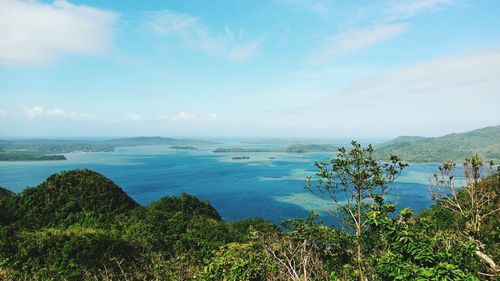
305;141;407;280
429;155;500;274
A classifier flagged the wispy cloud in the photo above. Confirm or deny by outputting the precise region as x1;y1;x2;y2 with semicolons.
387;0;454;19
22;106;97;121
296;48;500;136
0;0;118;66
170;112;218;123
147;10;259;62
21;105;44;119
309;24;409;65
0;109;7;119
125;114;143;121
306;0;455;64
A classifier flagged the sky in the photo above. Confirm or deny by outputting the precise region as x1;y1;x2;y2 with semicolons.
1;0;499;138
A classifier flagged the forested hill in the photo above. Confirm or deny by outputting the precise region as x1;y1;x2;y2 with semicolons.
375;125;500;162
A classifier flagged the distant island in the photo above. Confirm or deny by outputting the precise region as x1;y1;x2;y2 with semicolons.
3;125;499;163
232;156;250;160
375;125;500;162
214;144;338;154
0;137;213;161
170;145;198;150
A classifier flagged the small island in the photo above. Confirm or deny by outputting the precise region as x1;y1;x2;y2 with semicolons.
0;153;66;161
214;144;338;154
232;156;250;160
170;146;198;150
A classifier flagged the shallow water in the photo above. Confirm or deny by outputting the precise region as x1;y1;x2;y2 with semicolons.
0;144;439;225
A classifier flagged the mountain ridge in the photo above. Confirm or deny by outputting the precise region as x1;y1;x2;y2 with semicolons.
375;125;500;162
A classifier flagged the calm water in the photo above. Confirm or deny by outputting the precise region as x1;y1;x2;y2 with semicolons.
0;144;439;225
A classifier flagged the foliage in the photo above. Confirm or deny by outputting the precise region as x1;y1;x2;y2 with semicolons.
8;227;139;280
201;242;271;281
371;208;481;280
429;156;499;236
15;169;138;229
305;141;407;280
0;187;17;225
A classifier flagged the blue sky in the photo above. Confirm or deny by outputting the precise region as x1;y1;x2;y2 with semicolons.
1;0;499;138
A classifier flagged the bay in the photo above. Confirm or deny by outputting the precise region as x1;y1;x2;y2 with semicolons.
0;143;439;225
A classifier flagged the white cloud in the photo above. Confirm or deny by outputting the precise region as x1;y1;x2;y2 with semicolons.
22;106;97;120
309;24;409;65
0;0;118;66
171;112;218;123
21;105;44;119
387;0;453;19
125;114;143;121
147;10;259;62
296;49;500;136
0;109;7;119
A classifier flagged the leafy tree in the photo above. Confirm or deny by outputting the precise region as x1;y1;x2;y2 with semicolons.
430;156;499;235
8;226;140;280
201;242;270;281
0;187;17;225
429;156;500;275
370;208;481;280
305;141;407;280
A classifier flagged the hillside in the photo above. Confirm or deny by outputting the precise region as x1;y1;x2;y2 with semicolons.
375;125;500;162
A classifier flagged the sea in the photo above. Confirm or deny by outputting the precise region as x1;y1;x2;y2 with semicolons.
0;141;442;225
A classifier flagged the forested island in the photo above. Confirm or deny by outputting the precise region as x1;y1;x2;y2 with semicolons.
375;125;500;162
214;144;338;153
0;137;213;161
0;141;498;280
232;156;250;160
170;145;198;150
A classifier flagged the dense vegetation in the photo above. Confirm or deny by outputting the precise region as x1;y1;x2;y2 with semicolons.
0;137;214;161
375;125;500;162
0;143;498;280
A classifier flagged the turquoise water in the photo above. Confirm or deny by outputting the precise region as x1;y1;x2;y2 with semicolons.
0;144;439;225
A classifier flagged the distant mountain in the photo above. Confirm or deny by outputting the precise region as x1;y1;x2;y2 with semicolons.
375;125;500;163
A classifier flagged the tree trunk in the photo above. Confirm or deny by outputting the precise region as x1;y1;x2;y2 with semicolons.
356;187;364;281
475;250;499;272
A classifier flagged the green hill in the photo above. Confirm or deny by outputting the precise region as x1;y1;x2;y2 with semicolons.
375;125;500;162
16;169;139;229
